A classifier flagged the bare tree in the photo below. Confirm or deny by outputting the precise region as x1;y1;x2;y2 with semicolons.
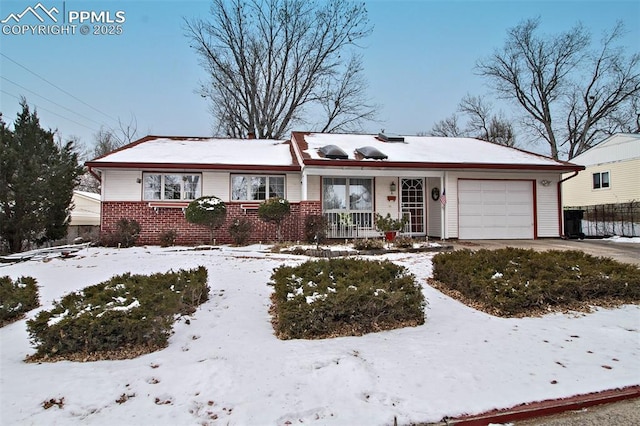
81;116;139;193
477;18;640;159
428;95;515;146
429;114;464;137
185;0;374;139
92;116;138;158
459;95;516;146
317;55;378;133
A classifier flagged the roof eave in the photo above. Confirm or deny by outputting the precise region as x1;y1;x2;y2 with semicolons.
84;161;301;172
301;159;584;172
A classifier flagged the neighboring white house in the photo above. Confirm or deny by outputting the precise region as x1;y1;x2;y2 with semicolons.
67;190;101;241
562;133;640;207
85;132;583;245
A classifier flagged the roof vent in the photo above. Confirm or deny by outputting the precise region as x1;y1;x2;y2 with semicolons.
356;146;388;160
378;133;405;143
319;144;348;159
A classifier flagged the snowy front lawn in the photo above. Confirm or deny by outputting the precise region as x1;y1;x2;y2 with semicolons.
1;245;638;425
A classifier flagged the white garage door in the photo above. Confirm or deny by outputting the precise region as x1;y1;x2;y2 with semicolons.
458;180;534;239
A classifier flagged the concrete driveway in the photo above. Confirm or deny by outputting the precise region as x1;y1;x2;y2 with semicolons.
448;238;640;266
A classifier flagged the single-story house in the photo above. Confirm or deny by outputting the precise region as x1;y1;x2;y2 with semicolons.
67;190;101;242
562;133;640;207
85;132;583;245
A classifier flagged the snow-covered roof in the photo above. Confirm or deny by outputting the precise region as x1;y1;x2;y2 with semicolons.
297;133;577;169
87;133;583;173
570;133;640;166
87;136;298;169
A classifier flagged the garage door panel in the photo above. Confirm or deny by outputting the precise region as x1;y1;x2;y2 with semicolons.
459;180;534;239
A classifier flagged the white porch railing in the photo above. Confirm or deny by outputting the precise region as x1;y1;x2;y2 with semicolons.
324;212;412;239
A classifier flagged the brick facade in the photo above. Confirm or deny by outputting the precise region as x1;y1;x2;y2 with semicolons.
101;200;323;246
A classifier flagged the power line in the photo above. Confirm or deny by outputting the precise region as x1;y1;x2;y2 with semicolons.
0;52;120;124
1;76;105;127
1;90;100;133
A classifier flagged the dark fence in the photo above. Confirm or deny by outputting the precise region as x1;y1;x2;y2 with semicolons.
565;201;640;237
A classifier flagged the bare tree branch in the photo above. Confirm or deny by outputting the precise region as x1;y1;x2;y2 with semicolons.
477;18;639;159
429;114;464;137
186;0;374;139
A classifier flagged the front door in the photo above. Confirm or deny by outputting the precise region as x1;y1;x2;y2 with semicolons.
401;178;425;235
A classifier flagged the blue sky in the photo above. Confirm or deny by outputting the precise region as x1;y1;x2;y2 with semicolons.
1;0;638;157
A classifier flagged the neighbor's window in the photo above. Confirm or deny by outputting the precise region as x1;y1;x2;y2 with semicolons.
231;175;285;201
592;171;610;189
143;173;202;200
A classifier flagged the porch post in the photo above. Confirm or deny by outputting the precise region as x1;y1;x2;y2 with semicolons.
301;169;308;201
441;172;446;240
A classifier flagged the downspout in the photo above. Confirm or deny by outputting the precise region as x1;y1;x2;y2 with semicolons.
87;165;101;182
557;171;579;238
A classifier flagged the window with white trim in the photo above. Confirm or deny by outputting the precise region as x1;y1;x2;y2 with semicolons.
322;177;374;229
322;177;373;211
592;171;610;189
143;173;202;200
231;175;285;201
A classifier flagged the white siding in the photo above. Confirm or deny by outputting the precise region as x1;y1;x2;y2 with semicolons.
537;176;561;237
285;172;302;202
306;175;321;200
103;170;142;201
563;159;640;206
375;176;399;218
202;171;230;200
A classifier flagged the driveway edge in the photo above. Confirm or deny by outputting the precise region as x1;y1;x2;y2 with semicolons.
445;385;640;425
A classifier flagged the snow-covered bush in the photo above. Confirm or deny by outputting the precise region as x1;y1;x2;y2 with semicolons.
26;267;209;360
185;196;227;243
0;276;39;326
269;258;425;339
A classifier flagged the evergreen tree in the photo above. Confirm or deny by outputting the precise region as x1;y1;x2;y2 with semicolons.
0;101;83;253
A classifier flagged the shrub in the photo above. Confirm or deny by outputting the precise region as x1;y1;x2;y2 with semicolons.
270;258;425;339
258;197;290;241
304;214;328;244
0;276;39;326
159;229;177;247
27;267;209;359
100;218;141;247
185;196;227;243
432;248;640;316
353;238;384;250
393;236;415;248
375;213;407;232
228;218;253;245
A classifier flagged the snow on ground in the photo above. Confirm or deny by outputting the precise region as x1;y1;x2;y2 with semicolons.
604;236;640;244
1;246;638;425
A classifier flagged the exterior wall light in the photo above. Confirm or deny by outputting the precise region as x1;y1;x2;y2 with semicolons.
390;181;397;194
540;179;551;186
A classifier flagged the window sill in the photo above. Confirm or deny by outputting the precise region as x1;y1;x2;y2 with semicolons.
148;201;190;212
